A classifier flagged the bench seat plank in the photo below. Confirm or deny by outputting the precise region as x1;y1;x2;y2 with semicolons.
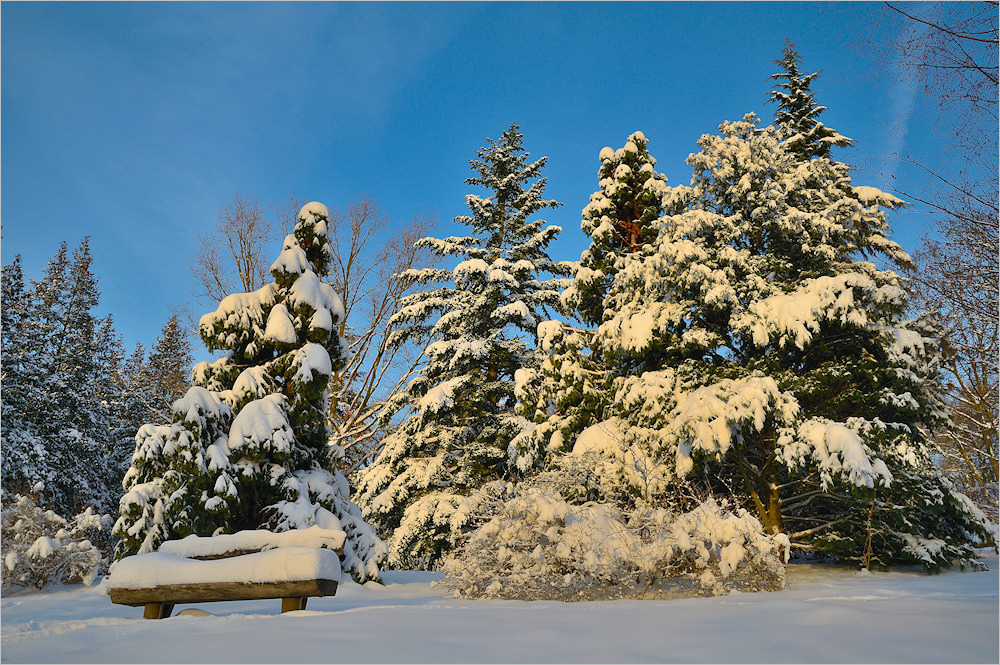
110;578;338;607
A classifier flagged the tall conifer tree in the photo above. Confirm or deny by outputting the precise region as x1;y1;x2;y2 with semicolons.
356;125;568;569
513;132;671;472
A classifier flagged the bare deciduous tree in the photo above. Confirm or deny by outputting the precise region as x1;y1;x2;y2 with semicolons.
908;208;998;509
324;195;440;471
192;194;304;305
855;1;998;509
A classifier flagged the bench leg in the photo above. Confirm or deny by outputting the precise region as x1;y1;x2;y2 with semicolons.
281;597;307;613
143;602;174;619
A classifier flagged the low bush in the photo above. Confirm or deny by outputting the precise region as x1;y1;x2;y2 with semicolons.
441;485;788;600
1;484;111;594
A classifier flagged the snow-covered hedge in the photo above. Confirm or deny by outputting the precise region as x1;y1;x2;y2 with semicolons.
2;485;111;594
440;485;788;600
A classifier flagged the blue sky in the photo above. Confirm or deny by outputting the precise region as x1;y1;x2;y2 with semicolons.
2;2;932;353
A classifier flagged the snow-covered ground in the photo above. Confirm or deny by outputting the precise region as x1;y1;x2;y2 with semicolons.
2;551;997;664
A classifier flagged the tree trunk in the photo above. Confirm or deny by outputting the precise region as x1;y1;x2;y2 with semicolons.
737;425;784;536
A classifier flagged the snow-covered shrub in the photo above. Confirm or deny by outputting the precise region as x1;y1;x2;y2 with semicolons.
2;485;111;594
440;484;788;601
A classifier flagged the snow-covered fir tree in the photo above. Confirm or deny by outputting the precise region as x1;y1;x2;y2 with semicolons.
763;45;993;567
582;111;990;569
106;315;192;468
114;202;386;582
565;131;669;326
355;124;569;569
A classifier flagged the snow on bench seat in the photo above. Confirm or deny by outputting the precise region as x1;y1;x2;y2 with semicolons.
108;547;341;589
108;547;340;618
156;526;346;559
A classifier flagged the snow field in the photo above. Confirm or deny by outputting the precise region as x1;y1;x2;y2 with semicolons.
2;551;997;664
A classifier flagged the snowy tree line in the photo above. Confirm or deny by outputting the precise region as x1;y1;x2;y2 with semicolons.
2;43;994;596
1;242;193;591
2;241;193;515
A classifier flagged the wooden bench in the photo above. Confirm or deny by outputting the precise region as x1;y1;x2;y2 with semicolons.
109;529;344;619
109;574;338;619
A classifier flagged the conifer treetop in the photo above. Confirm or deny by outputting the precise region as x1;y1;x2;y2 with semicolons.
768;40;854;160
460;124;562;244
565;131;670;325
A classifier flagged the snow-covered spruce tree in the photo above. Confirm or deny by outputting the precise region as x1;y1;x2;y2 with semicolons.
114;202;386;582
355;125;568;569
511;133;671;472
768;40;854;161
589;113;990;570
765;45;994;566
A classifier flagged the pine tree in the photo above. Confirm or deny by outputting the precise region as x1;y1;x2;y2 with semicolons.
768;39;854;161
54;239;117;512
115;202;386;582
355;124;569;569
586;112;989;569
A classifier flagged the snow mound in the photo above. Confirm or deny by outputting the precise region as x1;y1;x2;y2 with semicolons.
298;201;331;223
157;526;347;558
107;547;341;589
